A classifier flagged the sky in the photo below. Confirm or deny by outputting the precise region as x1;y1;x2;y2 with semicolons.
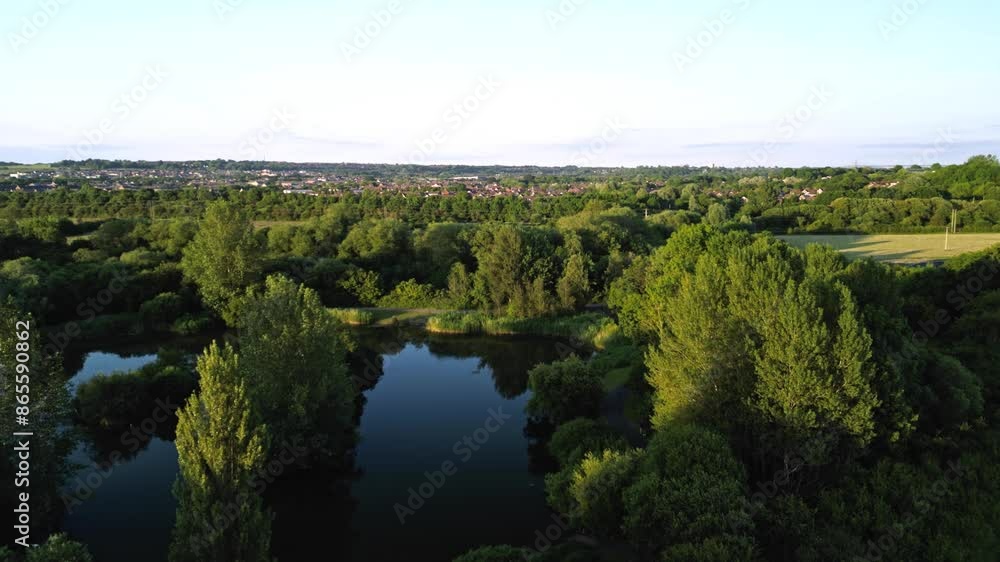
1;0;999;167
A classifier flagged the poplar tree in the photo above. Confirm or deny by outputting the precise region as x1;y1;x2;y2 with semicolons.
169;343;271;562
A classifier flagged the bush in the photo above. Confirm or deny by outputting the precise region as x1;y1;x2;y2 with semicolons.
170;313;215;336
22;534;93;562
549;418;628;467
452;544;529;562
377;279;446;308
527;357;604;424
74;350;196;439
140;292;184;326
338;268;382;306
119;248;166;267
622;424;754;557
570;448;641;538
544;463;578;516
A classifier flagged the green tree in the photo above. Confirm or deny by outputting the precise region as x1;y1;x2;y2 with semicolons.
557;253;591;312
0;302;74;544
238;275;356;459
180;201;263;324
705;203;729;226
527;357;604;424
446;262;473;308
548;418;628;467
0;533;95;562
645;228;881;468
169;343;271;562
623;424;755;559
570;448;641;537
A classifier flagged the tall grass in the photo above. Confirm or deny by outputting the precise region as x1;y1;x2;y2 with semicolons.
329;308;376;326
426;311;620;349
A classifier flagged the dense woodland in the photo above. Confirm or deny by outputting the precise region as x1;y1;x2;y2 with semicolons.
1;158;999;561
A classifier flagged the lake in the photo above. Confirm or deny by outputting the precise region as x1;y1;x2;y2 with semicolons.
61;329;573;561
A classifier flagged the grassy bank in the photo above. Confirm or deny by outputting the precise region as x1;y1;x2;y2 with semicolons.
330;308;446;328
425;311;620;349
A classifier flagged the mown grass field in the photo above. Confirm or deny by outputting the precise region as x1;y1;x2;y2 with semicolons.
779;234;1000;264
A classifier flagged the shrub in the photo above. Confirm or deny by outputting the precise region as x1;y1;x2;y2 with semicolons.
622;424;754;557
549;418;628;467
377;279;446;308
452;545;529;562
22;534;94;562
140;292;184;326
170;313;215;336
570;448;641;538
338;268;382;306
544;464;578;516
527;357;604;424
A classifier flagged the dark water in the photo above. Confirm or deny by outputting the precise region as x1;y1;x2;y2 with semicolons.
61;331;571;562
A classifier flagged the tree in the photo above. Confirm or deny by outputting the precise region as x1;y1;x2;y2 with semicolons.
237;275;356;459
548;418;628;467
447;262;473;308
180;201;263;324
0;534;93;562
527;357;604;424
645;227;881;469
169;343;271;562
557;253;591;312
623;424;755;559
25;534;94;562
0;302;74;544
570;448;641;537
705;203;729;226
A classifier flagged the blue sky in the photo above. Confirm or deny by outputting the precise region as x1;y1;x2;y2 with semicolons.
2;0;998;166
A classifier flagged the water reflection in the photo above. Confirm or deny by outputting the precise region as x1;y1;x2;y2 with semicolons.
62;329;574;562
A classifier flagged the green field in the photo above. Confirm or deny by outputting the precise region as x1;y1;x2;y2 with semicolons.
0;163;52;172
779;234;1000;263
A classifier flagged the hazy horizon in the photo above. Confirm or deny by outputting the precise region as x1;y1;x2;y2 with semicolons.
3;0;999;167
